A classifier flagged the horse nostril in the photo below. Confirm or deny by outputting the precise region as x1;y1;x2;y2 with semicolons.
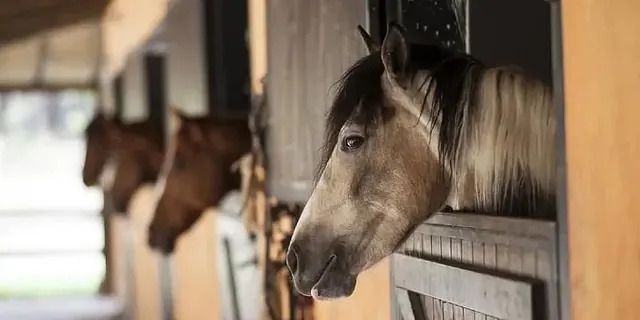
286;245;299;275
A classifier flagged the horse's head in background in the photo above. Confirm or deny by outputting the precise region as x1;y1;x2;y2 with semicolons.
108;120;166;213
147;110;251;254
82;112;117;187
287;24;555;300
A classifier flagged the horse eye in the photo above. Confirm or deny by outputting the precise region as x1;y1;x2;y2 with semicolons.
341;135;365;152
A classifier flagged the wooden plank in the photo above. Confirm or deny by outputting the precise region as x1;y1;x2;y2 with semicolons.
414;224;552;250
563;0;640;318
396;288;416;320
393;254;537;320
266;0;367;202
425;213;555;238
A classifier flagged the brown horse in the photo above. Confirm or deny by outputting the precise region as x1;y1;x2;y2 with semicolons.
107;119;166;213
147;110;251;254
287;24;555;300
82;112;166;213
82;112;117;187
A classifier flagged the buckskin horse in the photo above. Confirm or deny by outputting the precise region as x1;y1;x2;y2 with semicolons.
286;23;556;300
147;109;251;254
82;112;166;213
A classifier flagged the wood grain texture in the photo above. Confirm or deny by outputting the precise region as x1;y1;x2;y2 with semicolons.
172;209;221;320
396;213;557;320
266;0;368;202
127;185;163;320
562;0;640;318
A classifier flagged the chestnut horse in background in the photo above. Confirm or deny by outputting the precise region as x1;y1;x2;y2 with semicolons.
82;112;117;187
147;110;251;254
107;119;166;213
82;112;166;213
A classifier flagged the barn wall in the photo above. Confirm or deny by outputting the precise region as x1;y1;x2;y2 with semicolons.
172;209;221;320
127;186;163;320
562;0;640;318
266;0;370;202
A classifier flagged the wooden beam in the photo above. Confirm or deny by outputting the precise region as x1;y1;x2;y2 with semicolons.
0;83;96;92
562;0;640;318
0;0;82;18
392;254;540;320
0;0;109;45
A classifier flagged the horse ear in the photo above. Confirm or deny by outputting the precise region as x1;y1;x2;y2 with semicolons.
381;22;409;82
356;25;379;54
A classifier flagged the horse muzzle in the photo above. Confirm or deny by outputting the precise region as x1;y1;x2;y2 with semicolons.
286;241;357;300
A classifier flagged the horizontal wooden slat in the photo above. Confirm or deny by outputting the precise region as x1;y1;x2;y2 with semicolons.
412;224;552;251
426;213;556;238
393;254;539;320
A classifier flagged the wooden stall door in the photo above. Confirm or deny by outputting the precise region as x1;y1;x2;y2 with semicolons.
128;185;163;320
392;214;557;320
172;208;221;320
562;0;640;318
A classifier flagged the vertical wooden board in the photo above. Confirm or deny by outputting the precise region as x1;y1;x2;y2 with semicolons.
496;244;509;271
453;305;464;320
484;243;497;268
472;242;484;266
464;308;475;320
434;298;444;320
422;234;433;255
121;52;148;123
248;0;267;94
563;2;640;318
508;247;523;275
451;238;462;261
432;235;442;258
172;209;220;320
461;240;473;264
127;186;162;320
441;236;452;260
109;215;130;302
443;302;454;320
266;0;367;202
164;0;207;116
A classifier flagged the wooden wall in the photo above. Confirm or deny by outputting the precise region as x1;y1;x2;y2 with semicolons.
172;209;221;320
127;185;163;320
562;0;640;318
266;0;370;202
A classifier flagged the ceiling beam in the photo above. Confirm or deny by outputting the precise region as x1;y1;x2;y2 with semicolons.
0;0;110;45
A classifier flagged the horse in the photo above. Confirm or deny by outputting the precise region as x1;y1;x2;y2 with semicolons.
107;119;166;213
82;111;166;213
286;23;556;300
147;110;251;254
82;112;117;187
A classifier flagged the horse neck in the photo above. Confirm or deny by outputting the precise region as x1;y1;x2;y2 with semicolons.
396;67;556;216
452;67;556;216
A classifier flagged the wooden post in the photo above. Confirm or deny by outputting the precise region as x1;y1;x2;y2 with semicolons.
562;0;640;318
121;51;165;320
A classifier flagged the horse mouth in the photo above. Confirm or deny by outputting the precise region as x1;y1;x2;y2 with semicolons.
310;254;356;300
